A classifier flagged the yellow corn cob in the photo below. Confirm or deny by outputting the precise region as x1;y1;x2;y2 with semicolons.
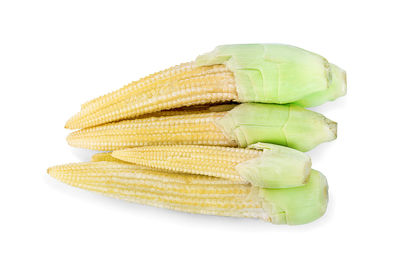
48;161;268;219
67;103;338;152
91;152;124;163
115;103;236;119
66;62;238;129
47;160;329;224
65;44;346;130
112;143;312;188
112;145;260;183
67;111;236;151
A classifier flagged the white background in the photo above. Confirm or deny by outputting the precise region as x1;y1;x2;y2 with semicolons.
1;0;399;270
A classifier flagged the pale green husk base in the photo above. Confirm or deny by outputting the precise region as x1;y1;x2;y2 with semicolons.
257;170;328;225
293;64;347;107
196;44;346;107
215;103;337;152
236;143;311;188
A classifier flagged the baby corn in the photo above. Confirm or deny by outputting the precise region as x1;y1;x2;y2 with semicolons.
66;63;237;129
65;44;346;129
47;160;328;225
49;43;344;226
112;143;312;188
67;103;337;152
48;161;267;219
91;152;125;163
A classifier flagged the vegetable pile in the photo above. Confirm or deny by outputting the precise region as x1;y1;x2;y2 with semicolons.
48;44;346;225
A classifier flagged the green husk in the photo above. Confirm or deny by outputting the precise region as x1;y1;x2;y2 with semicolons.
236;143;311;188
258;170;328;225
294;64;347;107
196;44;346;107
216;103;337;152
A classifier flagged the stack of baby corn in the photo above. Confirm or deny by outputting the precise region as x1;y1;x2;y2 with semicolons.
48;44;346;225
